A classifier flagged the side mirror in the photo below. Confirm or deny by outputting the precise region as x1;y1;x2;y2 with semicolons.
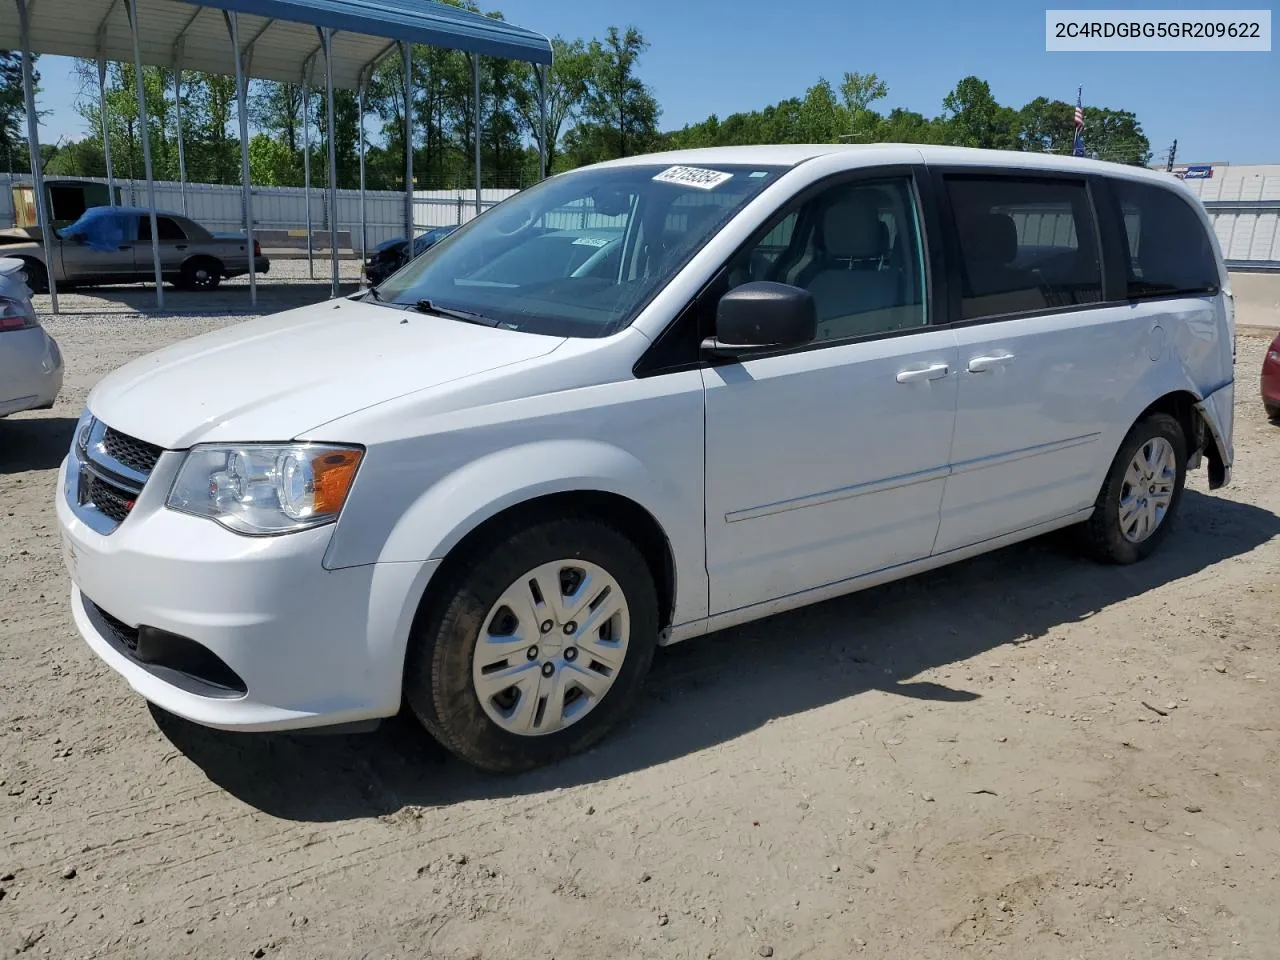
702;281;817;358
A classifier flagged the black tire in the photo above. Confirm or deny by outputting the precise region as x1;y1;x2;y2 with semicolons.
1265;402;1280;423
179;258;223;290
1081;412;1187;564
405;514;659;774
18;258;47;294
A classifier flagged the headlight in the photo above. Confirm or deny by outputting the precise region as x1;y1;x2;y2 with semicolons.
167;443;364;535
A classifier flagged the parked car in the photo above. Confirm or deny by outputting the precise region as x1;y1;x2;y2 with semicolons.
56;146;1235;773
362;225;458;286
0;206;269;292
0;256;62;417
1262;330;1280;420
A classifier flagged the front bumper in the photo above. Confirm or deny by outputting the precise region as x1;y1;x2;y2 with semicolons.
56;449;434;732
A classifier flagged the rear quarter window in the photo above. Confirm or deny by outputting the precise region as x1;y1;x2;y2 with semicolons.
1112;179;1219;299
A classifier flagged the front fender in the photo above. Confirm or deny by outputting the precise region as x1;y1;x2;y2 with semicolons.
374;438;678;565
323;435;707;629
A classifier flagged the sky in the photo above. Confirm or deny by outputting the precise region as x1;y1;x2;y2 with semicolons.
27;0;1280;165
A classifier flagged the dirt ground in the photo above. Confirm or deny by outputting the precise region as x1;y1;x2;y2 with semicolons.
2;315;1278;960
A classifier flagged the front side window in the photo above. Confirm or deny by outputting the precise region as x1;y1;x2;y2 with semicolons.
1114;179;1219;299
726;176;928;342
375;163;786;338
945;176;1102;320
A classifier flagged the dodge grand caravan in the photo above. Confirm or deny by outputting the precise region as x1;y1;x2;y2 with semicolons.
57;145;1235;773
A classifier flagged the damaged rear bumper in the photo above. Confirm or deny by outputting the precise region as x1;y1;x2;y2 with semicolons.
1194;380;1234;489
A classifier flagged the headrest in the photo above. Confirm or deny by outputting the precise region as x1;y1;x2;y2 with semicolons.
822;200;883;259
963;212;1018;266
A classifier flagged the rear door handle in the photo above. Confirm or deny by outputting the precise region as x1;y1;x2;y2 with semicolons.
967;353;1015;373
896;362;950;383
175;244;188;251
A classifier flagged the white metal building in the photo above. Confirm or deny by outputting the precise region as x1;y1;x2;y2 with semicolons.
1165;163;1280;270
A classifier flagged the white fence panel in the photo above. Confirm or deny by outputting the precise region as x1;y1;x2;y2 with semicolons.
0;174;519;252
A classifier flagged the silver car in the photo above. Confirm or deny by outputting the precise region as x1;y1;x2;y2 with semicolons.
0;257;62;417
0;206;270;292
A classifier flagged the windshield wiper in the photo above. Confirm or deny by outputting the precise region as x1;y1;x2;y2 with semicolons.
414;299;499;327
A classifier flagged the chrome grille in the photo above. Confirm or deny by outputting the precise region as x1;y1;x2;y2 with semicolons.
68;417;164;536
84;474;135;524
102;428;162;476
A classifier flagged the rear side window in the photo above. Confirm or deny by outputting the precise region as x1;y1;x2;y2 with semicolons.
945;176;1102;320
1112;180;1219;299
137;216;187;242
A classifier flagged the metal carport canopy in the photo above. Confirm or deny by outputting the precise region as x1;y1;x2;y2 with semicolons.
1;0;553;89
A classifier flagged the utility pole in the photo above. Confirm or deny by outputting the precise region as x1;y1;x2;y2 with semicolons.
1166;139;1177;172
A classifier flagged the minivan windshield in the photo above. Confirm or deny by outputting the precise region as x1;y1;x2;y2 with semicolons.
372;163;786;337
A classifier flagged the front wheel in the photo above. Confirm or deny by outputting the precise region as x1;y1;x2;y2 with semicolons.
1081;412;1187;564
405;515;659;773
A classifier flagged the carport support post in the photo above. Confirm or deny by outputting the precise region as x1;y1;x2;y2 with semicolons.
536;63;547;181
16;0;58;313
321;28;339;298
124;0;163;311
472;53;481;217
226;10;256;308
172;41;188;216
400;41;413;245
357;74;367;264
96;57;116;204
302;75;313;279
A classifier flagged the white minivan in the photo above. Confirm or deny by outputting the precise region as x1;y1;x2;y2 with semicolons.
56;145;1235;772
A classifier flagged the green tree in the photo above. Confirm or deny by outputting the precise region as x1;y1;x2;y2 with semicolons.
1018;97;1150;164
312;87;361;188
1;51;38;173
248;132;297;186
1018;96;1076;154
511;36;591;173
1082;107;1151;165
941;76;1020;150
576;26;660;161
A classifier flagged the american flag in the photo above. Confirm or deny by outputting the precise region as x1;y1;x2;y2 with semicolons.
1072;86;1085;158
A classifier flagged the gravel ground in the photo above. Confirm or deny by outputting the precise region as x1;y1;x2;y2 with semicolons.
1;314;1278;960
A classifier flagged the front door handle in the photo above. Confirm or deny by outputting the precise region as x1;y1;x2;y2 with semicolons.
175;244;188;251
896;362;950;384
967;353;1015;373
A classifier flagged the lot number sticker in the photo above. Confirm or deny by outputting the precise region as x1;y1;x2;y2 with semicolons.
652;166;734;190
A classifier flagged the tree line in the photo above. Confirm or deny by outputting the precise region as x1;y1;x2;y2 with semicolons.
665;73;1151;166
2;5;1152;192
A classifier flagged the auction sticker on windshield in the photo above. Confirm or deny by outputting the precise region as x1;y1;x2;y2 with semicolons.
652;166;734;190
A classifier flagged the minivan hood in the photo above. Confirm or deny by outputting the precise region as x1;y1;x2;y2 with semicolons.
87;298;565;448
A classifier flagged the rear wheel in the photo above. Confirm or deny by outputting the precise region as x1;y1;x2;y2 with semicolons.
1081;413;1187;564
1265;402;1280;422
179;258;223;290
405;514;659;773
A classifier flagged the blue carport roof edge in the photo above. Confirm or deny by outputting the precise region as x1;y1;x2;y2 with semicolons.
181;0;553;64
